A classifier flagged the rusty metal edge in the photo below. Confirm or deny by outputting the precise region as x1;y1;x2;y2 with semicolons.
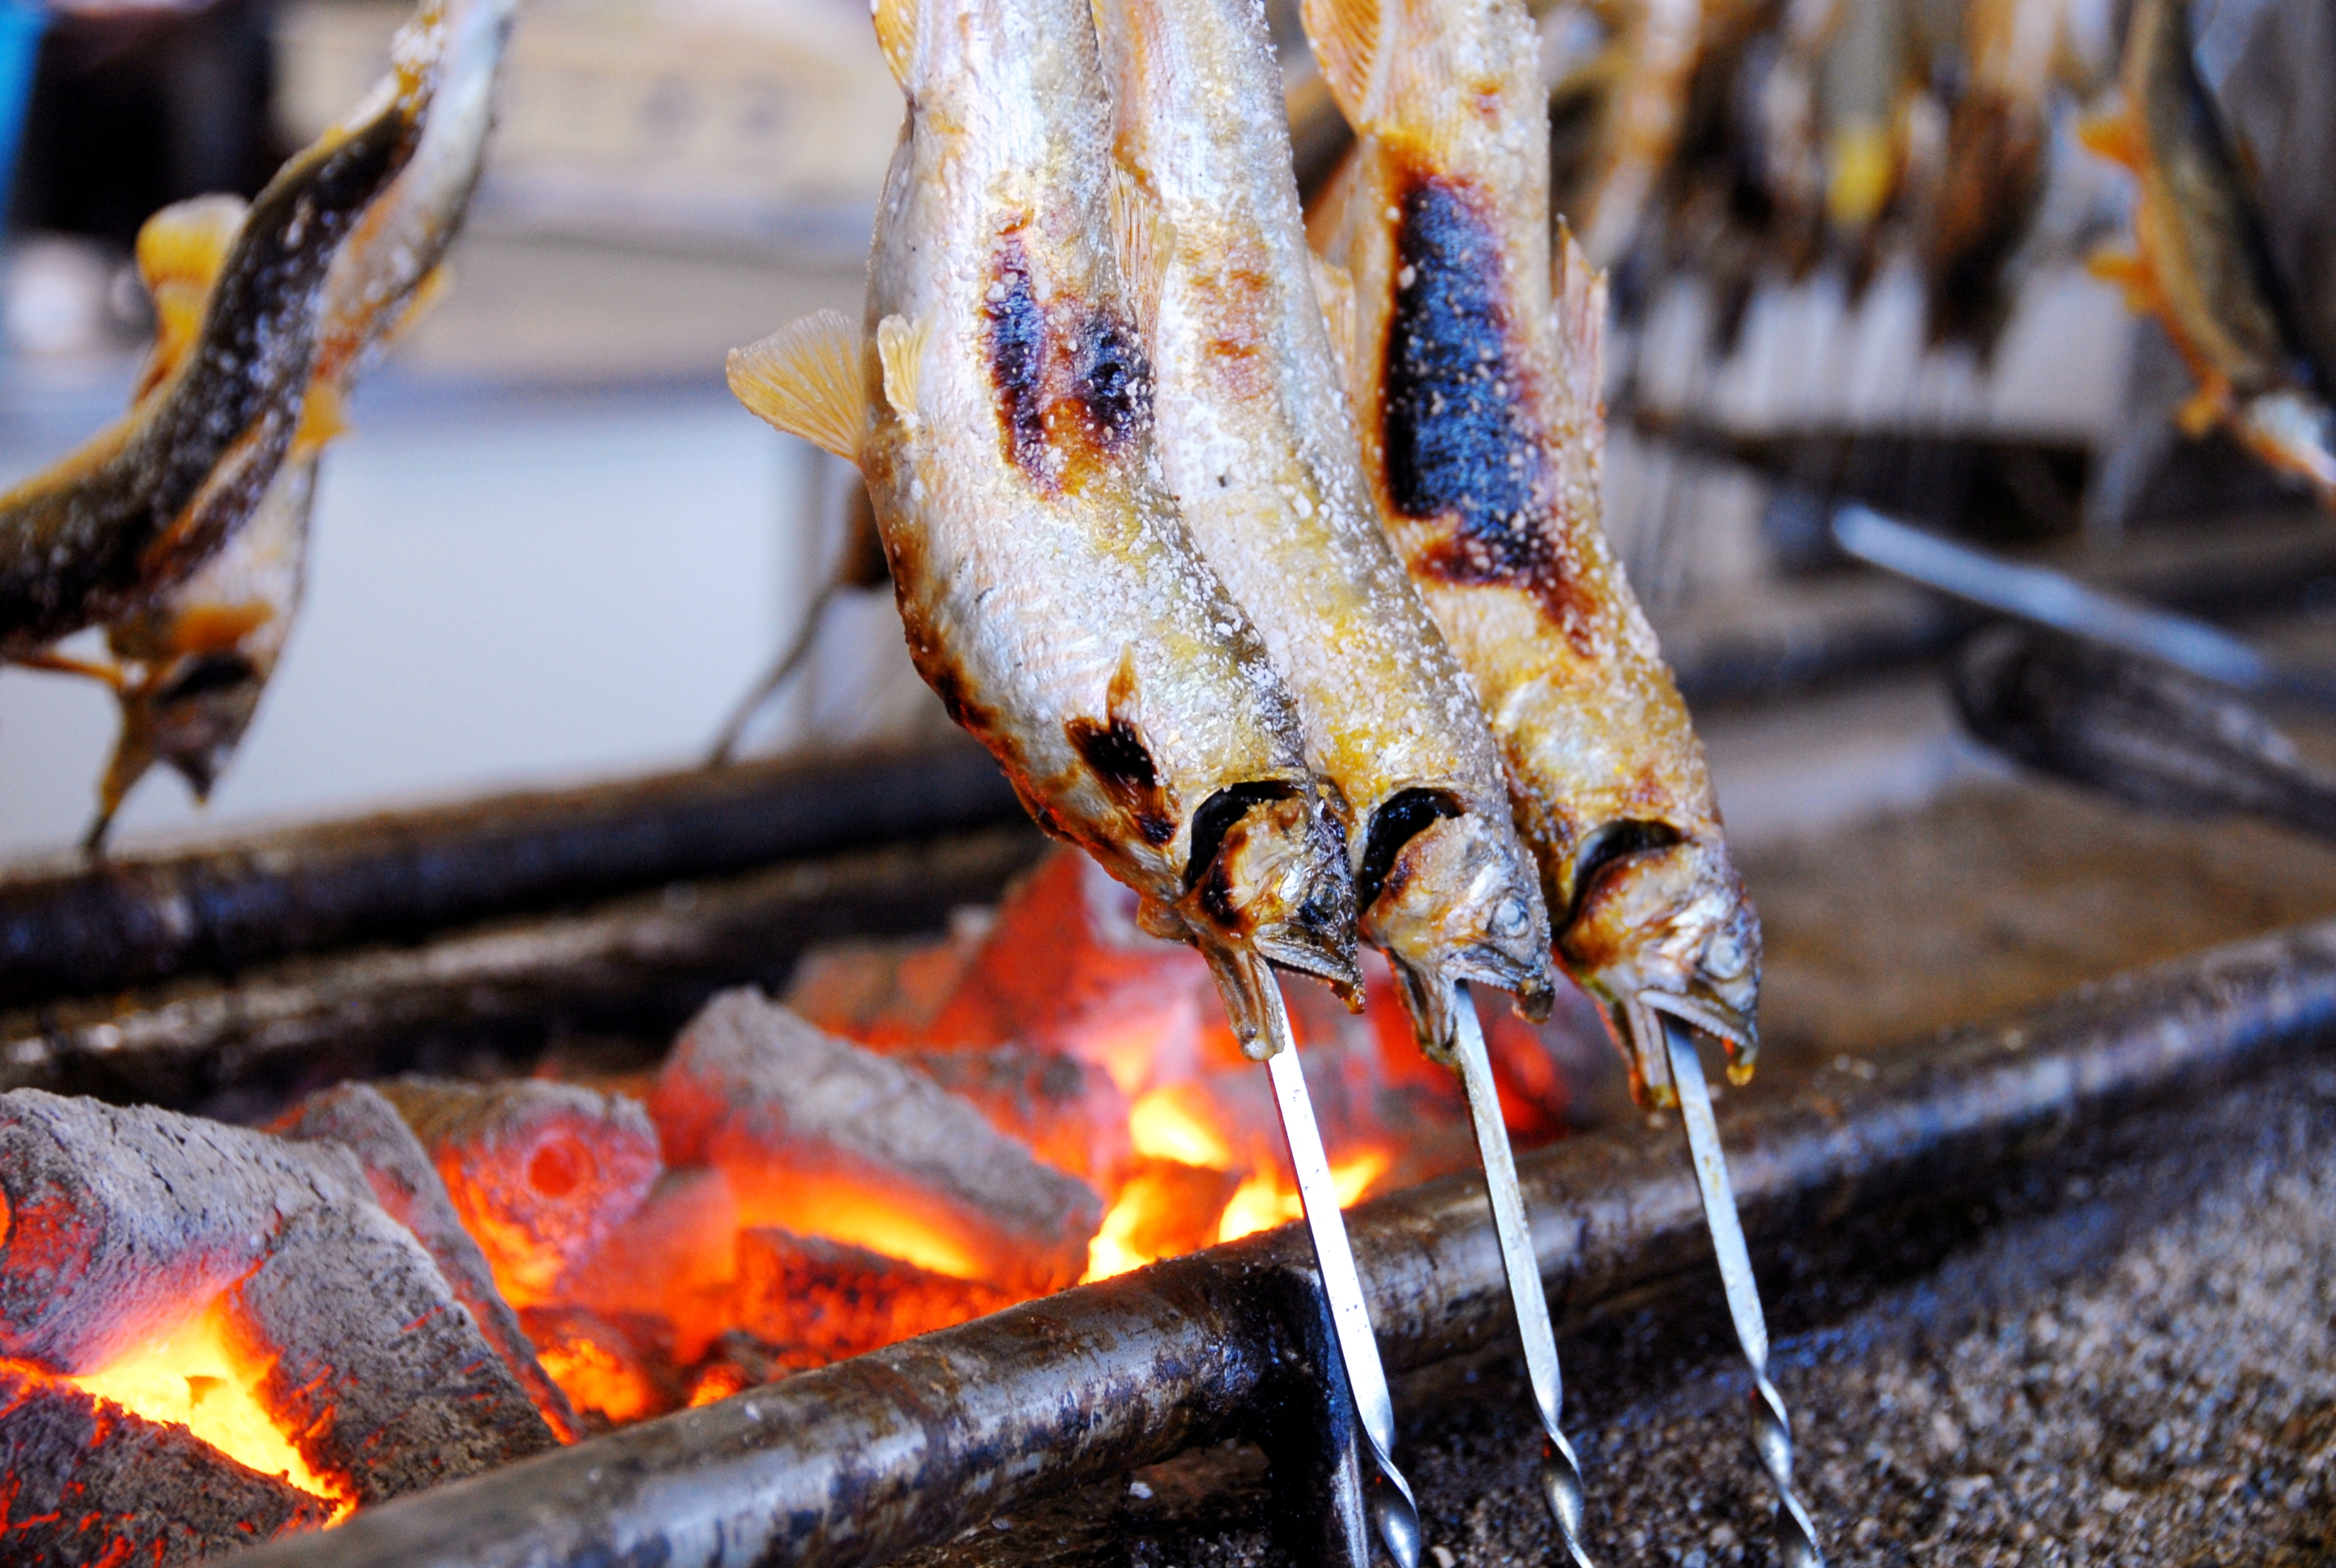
221;916;2336;1568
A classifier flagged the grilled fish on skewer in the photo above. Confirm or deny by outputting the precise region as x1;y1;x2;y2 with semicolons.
1095;1;1573;1553
2080;0;2336;505
1304;0;1756;1103
1305;0;1812;1555
1091;0;1556;1051
86;0;518;847
726;0;1354;1043
0;3;441;658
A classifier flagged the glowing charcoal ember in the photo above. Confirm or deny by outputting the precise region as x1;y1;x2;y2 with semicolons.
723;1228;1016;1364
782;928;986;1048
0;1360;335;1566
273;1082;581;1441
376;1077;663;1308
517;1307;673;1427
651;989;1103;1295
922;850;1220;1090
1081;1161;1242;1281
551;1169;743;1366
220;1195;559;1503
891;1044;1133;1186
0;1091;557;1504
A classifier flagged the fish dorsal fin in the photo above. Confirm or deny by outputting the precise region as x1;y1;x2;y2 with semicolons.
131;194;249;407
1109;165;1165;332
872;0;916;88
728;309;870;462
1551;222;1608;428
1301;0;1393;125
1308;254;1358;388
876;315;928;425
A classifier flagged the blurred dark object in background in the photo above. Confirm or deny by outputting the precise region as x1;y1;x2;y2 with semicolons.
10;0;283;248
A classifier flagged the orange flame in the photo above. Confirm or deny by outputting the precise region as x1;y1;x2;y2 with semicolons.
1215;1149;1394;1245
68;1302;352;1518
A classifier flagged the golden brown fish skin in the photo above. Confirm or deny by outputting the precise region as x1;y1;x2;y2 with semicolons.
1305;0;1760;1098
0;17;440;658
2083;0;2336;502
853;0;1357;1036
1092;0;1555;1053
84;0;516;844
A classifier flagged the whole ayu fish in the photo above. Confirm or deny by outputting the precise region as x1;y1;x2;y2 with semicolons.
0;2;443;660
85;0;521;847
2082;0;2336;506
1091;0;1557;1053
1305;0;1760;1102
727;0;1356;1044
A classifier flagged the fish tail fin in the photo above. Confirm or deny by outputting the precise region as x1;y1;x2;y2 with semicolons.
1301;0;1391;127
728;309;873;462
872;0;916;89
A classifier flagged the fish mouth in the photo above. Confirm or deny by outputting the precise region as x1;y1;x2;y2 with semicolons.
1355;792;1559;1057
1556;826;1762;1105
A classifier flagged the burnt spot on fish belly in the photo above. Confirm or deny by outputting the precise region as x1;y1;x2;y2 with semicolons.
1383;177;1597;640
985;236;1053;485
1075;316;1149;454
1066;712;1178;847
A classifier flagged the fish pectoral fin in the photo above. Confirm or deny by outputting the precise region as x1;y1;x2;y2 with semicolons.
1109;165;1165;332
291;381;348;458
131;194;250;408
1301;0;1391;126
2075;106;2143;170
2084;248;2155;312
875;314;930;427
2176;384;2226;438
872;0;915;87
728;309;872;463
1308;253;1357;385
1551;222;1608;426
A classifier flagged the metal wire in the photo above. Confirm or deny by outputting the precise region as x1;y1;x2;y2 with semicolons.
1662;1018;1825;1568
1450;982;1596;1566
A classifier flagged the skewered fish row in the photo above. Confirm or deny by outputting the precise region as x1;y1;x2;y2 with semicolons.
1301;0;1816;1558
0;0;445;662
1090;0;1601;1557
728;0;1444;1555
82;0;522;848
2080;0;2336;507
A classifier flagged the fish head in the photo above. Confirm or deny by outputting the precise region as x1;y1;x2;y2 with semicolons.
2234;389;2336;503
1357;793;1558;1060
1557;824;1761;1105
89;653;266;850
1148;782;1360;1054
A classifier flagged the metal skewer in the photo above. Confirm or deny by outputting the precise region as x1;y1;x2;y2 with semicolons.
1662;1016;1824;1568
1450;982;1595;1566
1260;974;1423;1568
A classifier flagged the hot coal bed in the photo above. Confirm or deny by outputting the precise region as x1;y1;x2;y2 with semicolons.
6;736;2336;1568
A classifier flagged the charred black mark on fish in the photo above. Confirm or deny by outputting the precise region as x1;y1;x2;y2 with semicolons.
1383;175;1596;642
1076;319;1149;453
983;232;1152;494
985;236;1052;484
1355;788;1462;914
1066;714;1176;847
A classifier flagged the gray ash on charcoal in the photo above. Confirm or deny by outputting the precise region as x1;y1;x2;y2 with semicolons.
652;987;1103;1295
272;1081;583;1441
0;1088;561;1539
